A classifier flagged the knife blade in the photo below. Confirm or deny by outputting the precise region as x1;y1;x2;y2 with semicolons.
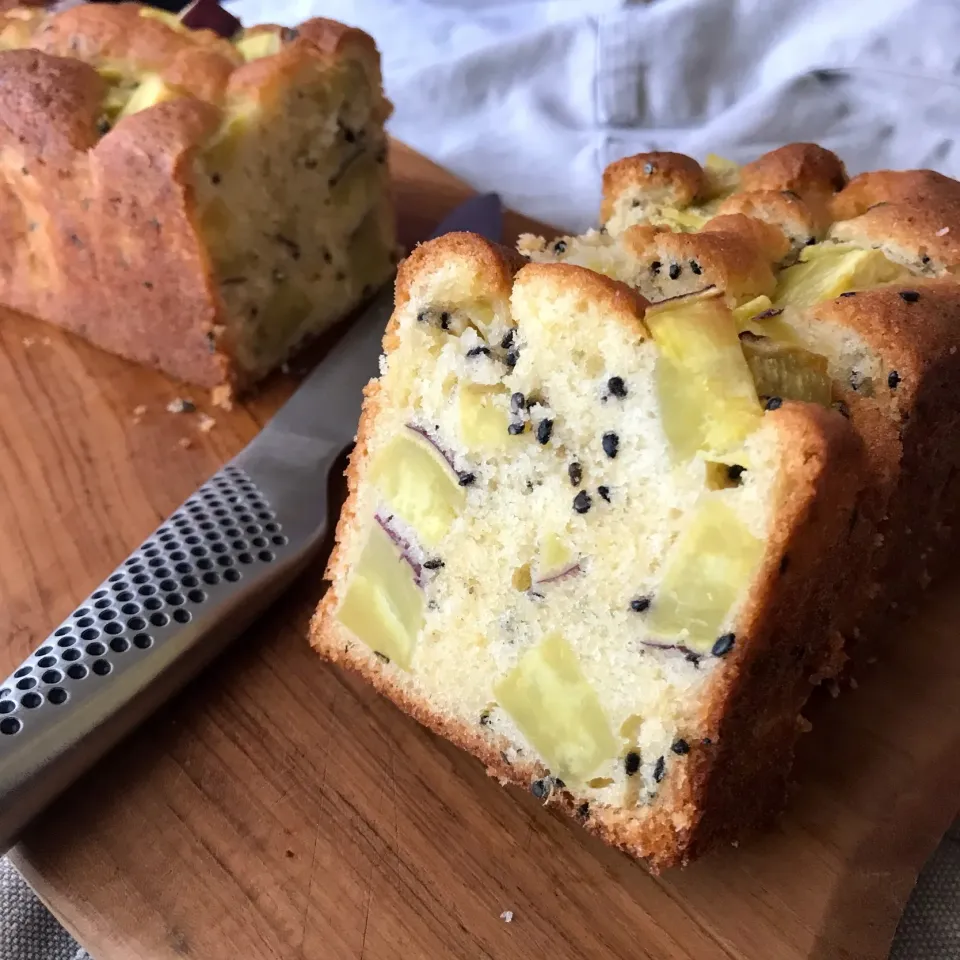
0;192;504;854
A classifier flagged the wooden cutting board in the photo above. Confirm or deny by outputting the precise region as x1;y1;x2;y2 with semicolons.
1;141;958;960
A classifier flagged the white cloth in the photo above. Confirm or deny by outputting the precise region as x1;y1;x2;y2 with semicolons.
227;0;960;232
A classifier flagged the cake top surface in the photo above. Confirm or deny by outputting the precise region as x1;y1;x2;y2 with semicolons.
0;3;385;120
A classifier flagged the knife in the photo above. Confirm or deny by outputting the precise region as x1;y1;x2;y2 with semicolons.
0;192;504;854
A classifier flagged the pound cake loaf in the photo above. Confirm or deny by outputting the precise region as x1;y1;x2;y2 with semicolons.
311;231;881;868
520;143;960;638
0;2;396;395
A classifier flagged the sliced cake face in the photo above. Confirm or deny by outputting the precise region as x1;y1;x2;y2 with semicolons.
0;4;395;391
314;234;863;862
194;30;394;380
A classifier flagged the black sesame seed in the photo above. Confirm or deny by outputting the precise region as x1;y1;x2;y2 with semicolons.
597;485;611;502
423;558;444;570
506;348;520;368
630;596;651;613
553;239;567;254
573;490;592;514
839;291;857;298
754;307;784;320
712;633;736;657
668;262;682;280
439;311;451;330
643;161;656;175
530;779;549;799
458;472;476;486
510;392;525;414
650;260;662;275
899;290;920;303
576;801;590;820
466;345;490;357
765;396;783;411
805;236;817;246
568;462;583;487
685;651;701;666
373;651;391;664
624;751;641;776
211;173;221;185
479;710;491;726
671;739;690;755
922;255;931;265
602;432;619;458
508;421;526;436
727;464;745;483
417;310;429;323
653;756;666;782
607;376;627;398
833;400;851;419
631;199;642;209
501;330;515;349
689;260;702;275
702;737;713;746
888;370;901;389
537;419;554;445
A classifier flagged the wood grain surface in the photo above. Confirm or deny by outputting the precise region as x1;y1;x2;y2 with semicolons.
1;141;958;960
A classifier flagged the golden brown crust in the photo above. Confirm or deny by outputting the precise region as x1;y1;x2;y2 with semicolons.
809;282;960;619
686;403;869;859
32;4;240;102
296;17;379;58
0;4;391;389
0;47;228;386
700;212;791;264
513;260;651;323
619;218;779;303
739;142;847;203
828;170;960;271
600;151;704;223
395;231;523;312
716;188;830;252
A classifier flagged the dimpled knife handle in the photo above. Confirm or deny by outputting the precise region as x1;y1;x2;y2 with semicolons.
0;462;316;854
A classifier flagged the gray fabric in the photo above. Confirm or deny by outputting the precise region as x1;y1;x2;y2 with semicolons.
0;860;89;960
3;828;959;959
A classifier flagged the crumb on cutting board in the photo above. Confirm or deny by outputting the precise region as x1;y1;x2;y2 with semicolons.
499;911;514;923
211;384;233;411
198;413;217;433
178;437;194;450
166;397;197;414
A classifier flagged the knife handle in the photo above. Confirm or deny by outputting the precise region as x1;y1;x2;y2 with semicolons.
0;461;320;854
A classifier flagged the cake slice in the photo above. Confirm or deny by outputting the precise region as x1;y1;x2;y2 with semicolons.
0;3;396;396
311;232;873;868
